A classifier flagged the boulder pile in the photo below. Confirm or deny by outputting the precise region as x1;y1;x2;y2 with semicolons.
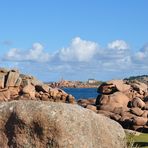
97;80;148;132
78;80;148;132
0;68;75;103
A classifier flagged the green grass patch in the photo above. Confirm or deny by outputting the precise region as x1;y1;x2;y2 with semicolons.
126;132;148;148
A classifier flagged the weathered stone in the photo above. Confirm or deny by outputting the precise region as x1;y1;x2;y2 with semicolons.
78;99;94;107
87;98;96;105
107;80;131;92
113;107;129;115
131;80;148;95
96;92;130;108
0;89;10;101
86;105;97;112
30;77;43;86
66;94;75;104
0;73;5;88
110;113;121;121
132;97;145;108
121;111;137;120
14;77;22;87
142;110;148;118
133;117;148;126
97;83;117;94
0;101;126;148
130;107;144;116
97;80;131;95
35;92;40;98
6;71;20;87
97;110;114;117
8;87;19;99
35;84;50;93
144;102;148;110
99;104;115;112
40;93;49;101
0;67;8;73
22;84;35;98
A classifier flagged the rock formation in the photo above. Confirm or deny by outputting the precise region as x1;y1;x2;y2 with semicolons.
0;100;126;148
95;79;148;132
0;68;75;103
77;79;148;132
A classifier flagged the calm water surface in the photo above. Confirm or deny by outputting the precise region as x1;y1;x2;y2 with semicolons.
63;88;98;100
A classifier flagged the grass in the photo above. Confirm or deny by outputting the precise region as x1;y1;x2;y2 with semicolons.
126;131;148;148
132;133;148;148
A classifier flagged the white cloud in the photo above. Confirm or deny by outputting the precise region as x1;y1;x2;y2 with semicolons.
108;40;129;50
5;43;50;62
2;37;148;81
133;44;148;65
134;51;145;60
6;48;21;59
58;37;98;62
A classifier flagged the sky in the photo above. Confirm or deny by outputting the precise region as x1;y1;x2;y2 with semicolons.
0;0;148;82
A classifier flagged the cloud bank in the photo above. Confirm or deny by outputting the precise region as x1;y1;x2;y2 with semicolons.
2;37;148;81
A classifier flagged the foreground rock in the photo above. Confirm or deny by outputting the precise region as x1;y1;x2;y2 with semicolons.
0;68;75;103
0;100;126;148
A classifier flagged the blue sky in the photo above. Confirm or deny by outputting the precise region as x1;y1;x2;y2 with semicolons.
0;0;148;81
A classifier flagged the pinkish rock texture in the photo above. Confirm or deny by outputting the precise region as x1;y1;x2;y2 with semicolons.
93;79;148;132
0;100;126;148
0;68;75;104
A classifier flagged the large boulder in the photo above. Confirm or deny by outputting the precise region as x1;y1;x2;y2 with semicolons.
97;80;130;94
0;100;126;148
96;92;130;108
5;70;20;87
107;80;131;92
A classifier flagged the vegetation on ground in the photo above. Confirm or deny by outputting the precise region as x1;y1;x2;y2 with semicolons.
126;132;148;148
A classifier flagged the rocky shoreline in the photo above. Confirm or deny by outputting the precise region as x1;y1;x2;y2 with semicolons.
0;67;147;147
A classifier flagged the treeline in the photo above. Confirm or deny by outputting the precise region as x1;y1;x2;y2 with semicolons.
124;75;148;84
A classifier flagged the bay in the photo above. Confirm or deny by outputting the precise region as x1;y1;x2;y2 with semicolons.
63;88;98;100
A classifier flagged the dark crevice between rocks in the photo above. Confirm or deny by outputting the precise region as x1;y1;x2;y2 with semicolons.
4;72;9;88
4;112;25;147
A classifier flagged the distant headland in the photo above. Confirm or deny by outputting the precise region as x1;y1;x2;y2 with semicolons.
47;79;102;88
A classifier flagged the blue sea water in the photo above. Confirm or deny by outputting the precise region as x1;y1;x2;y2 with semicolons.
63;88;98;100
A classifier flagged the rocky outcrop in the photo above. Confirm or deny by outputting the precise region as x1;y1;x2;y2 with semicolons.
94;79;148;132
0;68;75;103
0;100;126;148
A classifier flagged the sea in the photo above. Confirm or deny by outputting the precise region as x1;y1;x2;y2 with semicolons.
63;88;98;100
